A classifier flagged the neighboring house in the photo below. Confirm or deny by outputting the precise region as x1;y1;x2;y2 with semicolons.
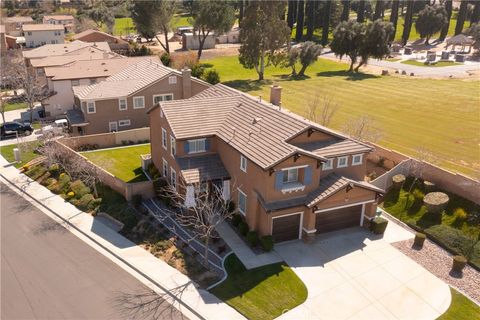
148;84;384;243
71;29;129;53
4;16;34;36
216;27;240;44
182;33;216;50
43;15;75;33
71;60;210;135
23;24;65;48
43;56;159;117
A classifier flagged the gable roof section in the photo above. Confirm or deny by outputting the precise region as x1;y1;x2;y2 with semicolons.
30;46;118;68
5;16;34;23
293;139;372;158
23;24;64;31
72;29;128;44
23;41;111;59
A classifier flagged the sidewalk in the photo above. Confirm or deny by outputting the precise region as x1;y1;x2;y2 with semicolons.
216;221;282;269
0;155;244;320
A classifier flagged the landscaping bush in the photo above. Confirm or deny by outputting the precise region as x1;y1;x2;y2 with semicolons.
88;197;102;211
452;255;467;273
231;214;242;227
227;200;236;213
155;240;172;252
260;235;274;252
72;193;95;211
67;191;75;199
238;221;249;236
370;217;388;234
70;180;91;199
160;52;171;66
424;225;473;257
203;69;220;85
246;231;258;247
453;208;468;222
412;189;425;203
48;163;60;175
132;194;142;209
414;232;426;248
173;249;183;259
191;63;205;78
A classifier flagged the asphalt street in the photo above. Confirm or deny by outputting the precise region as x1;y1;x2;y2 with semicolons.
0;182;185;320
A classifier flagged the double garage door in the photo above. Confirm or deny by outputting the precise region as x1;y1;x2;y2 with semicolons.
315;205;362;234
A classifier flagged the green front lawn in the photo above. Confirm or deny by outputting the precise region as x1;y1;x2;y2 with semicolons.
401;60;462;67
203;55;480;178
210;254;307;320
438;288;480;320
4;101;27;112
382;177;480;268
0;141;41;168
80;144;150;183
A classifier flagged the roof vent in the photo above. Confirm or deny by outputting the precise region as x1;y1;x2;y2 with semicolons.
258;96;262;102
104;69;108;72
101;62;106;65
252;117;262;125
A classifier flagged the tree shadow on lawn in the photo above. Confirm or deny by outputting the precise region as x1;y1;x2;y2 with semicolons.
271;74;311;81
316;70;380;81
223;79;272;92
416;211;442;230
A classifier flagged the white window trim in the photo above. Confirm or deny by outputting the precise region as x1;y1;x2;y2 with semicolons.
118;119;131;127
162;158;168;177
161;128;167;150
109;121;117;132
86;101;96;114
280;164;308;171
283;167;299;183
337;156;349;168
188;138;206;154
153;93;174;105
240;155;247;172
352;154;363;166
322;159;333;170
170;135;176;156
118;98;127;111
170;167;176;188
271;212;304;240
314;200;375;213
133;96;145;109
237;188;247;216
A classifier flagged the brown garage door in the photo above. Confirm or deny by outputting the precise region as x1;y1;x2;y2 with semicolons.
316;205;361;234
272;213;301;243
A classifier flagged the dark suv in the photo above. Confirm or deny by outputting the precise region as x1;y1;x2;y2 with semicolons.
1;122;34;139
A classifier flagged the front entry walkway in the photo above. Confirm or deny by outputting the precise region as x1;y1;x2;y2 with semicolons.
275;226;451;320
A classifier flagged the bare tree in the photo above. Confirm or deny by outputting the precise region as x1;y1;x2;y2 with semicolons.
342;115;383;143
7;51;49;123
306;94;339;127
160;180;237;267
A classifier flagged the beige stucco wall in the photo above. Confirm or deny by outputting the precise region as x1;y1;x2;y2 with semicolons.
25;29;65;48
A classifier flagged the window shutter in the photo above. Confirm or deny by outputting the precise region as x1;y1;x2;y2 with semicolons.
275;171;284;190
184;141;190;154
304;166;312;185
205;138;210;151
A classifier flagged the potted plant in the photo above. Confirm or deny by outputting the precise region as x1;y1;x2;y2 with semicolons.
452;255;467;273
413;232;426;248
370;217;388;235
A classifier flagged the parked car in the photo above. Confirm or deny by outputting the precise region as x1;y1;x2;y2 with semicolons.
41;119;68;137
1;121;34;139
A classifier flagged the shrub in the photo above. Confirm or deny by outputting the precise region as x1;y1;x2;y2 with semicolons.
45;177;56;186
260;235;274;252
22;165;29;171
368;171;377;181
370;217;388;234
231;214;242;227
131;194;142;209
156;240;172;252
227;200;236;213
48;163;60;175
453;208;468;222
412;189;425;203
88;197;102;211
452;255;467;273
74;194;95;211
414;232;426;248
246;231;258;247
67;191;75;199
204;69;220;85
191;63;205;78
70;180;91;199
238;221;249;236
160;52;171;66
424;224;473;257
173;249;184;259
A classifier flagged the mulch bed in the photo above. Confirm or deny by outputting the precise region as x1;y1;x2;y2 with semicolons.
392;238;480;304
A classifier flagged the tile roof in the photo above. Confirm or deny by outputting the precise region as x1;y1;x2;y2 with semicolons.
30;47;118;68
43;15;74;21
22;24;64;31
5;16;33;23
23;41;111;59
160;84;370;170
177;153;230;184
72;59;178;100
293;139;372;157
44;56;159;80
72;29;128;44
66;108;88;126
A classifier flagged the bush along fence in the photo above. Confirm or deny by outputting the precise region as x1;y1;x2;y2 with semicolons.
55;138;154;201
368;143;480;205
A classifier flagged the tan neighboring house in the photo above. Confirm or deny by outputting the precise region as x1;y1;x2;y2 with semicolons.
43;15;75;33
71;60;210;135
71;29;129;53
43;56;159;117
4;16;34;36
23;24;65;48
148;84;384;243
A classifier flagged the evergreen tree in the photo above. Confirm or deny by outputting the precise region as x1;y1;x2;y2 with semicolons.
455;0;468;35
357;0;365;23
287;0;298;29
306;0;315;40
471;1;480;26
401;0;414;45
373;0;384;21
239;0;244;22
322;0;332;46
296;0;305;41
415;5;448;44
389;0;400;41
341;0;350;21
439;0;452;41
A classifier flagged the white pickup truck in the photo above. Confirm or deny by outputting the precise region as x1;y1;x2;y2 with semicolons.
41;119;68;137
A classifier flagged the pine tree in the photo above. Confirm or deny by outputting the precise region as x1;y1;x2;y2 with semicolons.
322;0;332;46
306;0;315;40
357;0;365;23
389;0;399;41
239;0;244;22
455;0;468;35
439;0;452;41
296;0;305;41
373;0;384;21
341;0;350;21
401;0;414;45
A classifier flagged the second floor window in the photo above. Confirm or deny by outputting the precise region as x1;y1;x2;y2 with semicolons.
337;156;348;168
162;128;167;149
238;189;247;215
188;139;206;154
71;79;79;86
133;96;145;109
86;101;95;114
283;168;298;183
168;76;177;84
170;136;176;156
352;154;363;166
119;98;127;110
153;93;174;104
322;159;333;170
240;155;247;172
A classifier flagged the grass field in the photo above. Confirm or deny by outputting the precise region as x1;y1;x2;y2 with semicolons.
4;102;27;112
202;56;479;177
0;141;40;168
210;254;307;320
112;17;136;36
81;144;150;183
438;288;480;320
401;60;462;67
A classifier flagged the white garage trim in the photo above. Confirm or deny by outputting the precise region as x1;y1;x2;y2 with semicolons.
302;227;317;234
360;203;366;227
271;211;304;240
314;200;375;214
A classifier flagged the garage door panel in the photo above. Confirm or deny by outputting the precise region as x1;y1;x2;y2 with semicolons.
316;205;361;234
272;214;301;243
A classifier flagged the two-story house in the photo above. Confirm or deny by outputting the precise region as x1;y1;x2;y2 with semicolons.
43;15;75;33
4;16;34;37
148;84;384;243
71;59;210;135
23;24;65;48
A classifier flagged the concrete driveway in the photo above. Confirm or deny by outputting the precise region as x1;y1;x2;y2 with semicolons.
275;226;451;320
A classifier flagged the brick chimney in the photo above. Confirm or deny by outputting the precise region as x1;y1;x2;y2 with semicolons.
270;85;282;106
182;67;192;99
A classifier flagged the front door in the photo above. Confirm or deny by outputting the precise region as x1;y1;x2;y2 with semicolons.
109;121;118;132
